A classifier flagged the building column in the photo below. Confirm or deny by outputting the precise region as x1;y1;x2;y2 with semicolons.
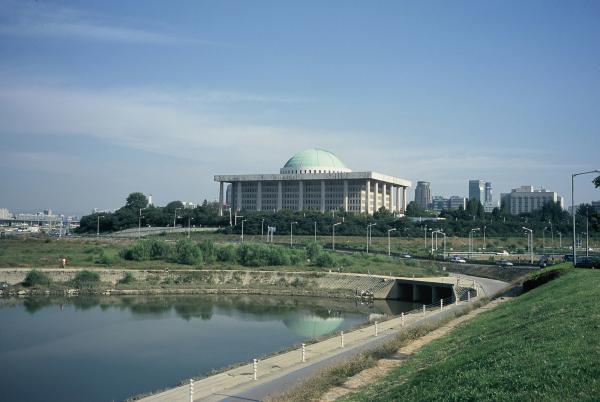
402;187;407;212
382;183;387;211
343;180;349;212
365;180;370;214
298;180;304;211
396;186;401;212
320;180;326;212
218;181;224;216
390;186;396;213
374;182;379;212
277;181;282;211
236;182;242;212
256;181;262;212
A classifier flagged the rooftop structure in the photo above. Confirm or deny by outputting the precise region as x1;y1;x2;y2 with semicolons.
500;185;564;215
414;181;432;209
215;148;411;215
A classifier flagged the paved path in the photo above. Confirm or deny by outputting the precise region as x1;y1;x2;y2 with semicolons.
138;273;507;402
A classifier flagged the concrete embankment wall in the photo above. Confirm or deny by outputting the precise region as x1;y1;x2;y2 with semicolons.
0;269;455;303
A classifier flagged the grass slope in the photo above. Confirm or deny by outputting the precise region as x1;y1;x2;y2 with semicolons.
343;269;600;401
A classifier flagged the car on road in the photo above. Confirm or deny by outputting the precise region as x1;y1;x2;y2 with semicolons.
451;256;466;263
401;253;412;258
497;260;514;267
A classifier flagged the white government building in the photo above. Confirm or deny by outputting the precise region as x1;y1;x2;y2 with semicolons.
215;148;411;215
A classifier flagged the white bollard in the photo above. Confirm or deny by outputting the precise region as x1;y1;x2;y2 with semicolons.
302;343;306;362
340;331;344;348
401;312;405;327
253;359;257;380
440;299;444;311
468;291;471;302
423;305;426;316
190;379;193;402
455;296;459;305
375;321;378;337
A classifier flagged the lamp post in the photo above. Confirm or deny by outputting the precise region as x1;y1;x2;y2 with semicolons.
387;228;397;256
261;219;264;241
549;220;554;249
290;221;298;247
558;231;562;248
241;219;247;243
96;215;104;237
469;228;480;259
572;170;600;265
433;230;446;259
483;225;487;250
367;223;377;253
187;216;194;238
138;208;146;239
423;225;427;249
314;221;317;243
522;227;533;264
543;227;548;249
333;222;342;251
174;208;182;228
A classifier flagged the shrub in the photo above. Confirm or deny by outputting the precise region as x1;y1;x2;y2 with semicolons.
173;239;202;265
22;269;51;287
95;251;115;266
119;241;150;261
72;270;101;288
523;266;570;292
119;272;135;284
315;252;338;268
199;239;216;263
267;246;291;266
289;249;306;265
216;245;237;263
238;243;270;267
148;239;172;260
306;241;323;261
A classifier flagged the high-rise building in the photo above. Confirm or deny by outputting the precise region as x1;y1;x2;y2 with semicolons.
500;186;564;215
147;194;153;206
0;208;12;219
431;196;467;213
469;179;485;202
414;181;432;210
485;182;492;203
449;196;467;210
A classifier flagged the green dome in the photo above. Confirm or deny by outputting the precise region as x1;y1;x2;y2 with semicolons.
280;148;351;174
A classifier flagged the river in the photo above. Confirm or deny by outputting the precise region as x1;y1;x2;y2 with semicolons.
0;294;418;402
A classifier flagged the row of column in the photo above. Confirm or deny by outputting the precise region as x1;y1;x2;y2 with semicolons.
217;180;408;216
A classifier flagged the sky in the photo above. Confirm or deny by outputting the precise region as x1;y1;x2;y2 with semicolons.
0;0;599;216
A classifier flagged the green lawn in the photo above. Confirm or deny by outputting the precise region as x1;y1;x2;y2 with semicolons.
342;268;600;401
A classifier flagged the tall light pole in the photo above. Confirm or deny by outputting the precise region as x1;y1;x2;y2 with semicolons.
387;228;396;256
187;216;194;238
483;225;487;250
333;222;342;251
314;221;317;243
261;219;264;241
433;230;446;259
173;208;182;228
96;215;104;237
558;231;562;248
586;217;589;258
543;227;548;249
367;223;377;253
469;228;480;259
138;208;146;239
290;221;298;247
572;170;600;265
241;219;247;243
423;225;428;249
549;220;554;249
522;227;533;264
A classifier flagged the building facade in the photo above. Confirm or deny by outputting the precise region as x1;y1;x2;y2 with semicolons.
214;148;411;215
469;179;485;202
431;196;467;213
500;185;564;215
414;181;432;209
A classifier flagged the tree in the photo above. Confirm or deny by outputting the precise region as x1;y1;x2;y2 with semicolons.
405;201;425;217
594;176;600;188
125;192;148;210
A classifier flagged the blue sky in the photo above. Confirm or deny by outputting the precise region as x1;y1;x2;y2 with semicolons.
0;0;599;216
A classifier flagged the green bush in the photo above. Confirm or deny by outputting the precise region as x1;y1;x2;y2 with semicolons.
237;243;270;267
22;269;52;287
172;239;202;265
119;272;135;284
199;239;216;263
72;270;101;288
289;249;306;265
315;252;338;267
95;250;115;266
306;241;323;261
119;241;150;261
267;246;291;266
216;245;237;263
148;239;172;259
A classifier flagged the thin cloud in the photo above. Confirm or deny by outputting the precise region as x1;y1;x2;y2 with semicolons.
0;0;214;45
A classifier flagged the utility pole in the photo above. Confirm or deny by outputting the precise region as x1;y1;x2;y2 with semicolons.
333;222;342;250
388;228;396;256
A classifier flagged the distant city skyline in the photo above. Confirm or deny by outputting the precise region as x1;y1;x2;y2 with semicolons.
1;1;599;215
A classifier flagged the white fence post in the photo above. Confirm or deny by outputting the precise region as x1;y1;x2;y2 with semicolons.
340;331;344;348
190;379;193;402
468;291;471;302
440;299;444;311
375;321;378;337
253;359;257;380
455;295;459;305
401;312;405;327
302;343;306;362
423;305;426;316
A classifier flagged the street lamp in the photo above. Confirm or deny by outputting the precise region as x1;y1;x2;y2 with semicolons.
261;219;265;241
469;228;480;259
241;219;247;243
96;215;104;237
433;230;446;259
483;225;487;250
367;223;377;253
572;170;600;265
522;227;533;264
333;222;342;250
187;216;194;238
314;221;317;243
138;208;146;239
543;227;548;249
558;231;562;248
387;228;397;256
290;221;298;247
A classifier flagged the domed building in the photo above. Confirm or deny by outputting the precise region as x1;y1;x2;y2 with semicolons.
215;148;411;215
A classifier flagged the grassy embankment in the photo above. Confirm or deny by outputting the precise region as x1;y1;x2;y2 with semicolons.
0;237;442;278
338;267;600;401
